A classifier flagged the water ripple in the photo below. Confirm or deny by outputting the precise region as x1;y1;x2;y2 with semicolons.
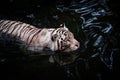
57;0;118;79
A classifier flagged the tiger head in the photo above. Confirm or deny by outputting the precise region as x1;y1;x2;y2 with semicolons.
51;23;80;52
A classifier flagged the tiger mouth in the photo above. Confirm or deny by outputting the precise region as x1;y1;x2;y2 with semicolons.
61;44;70;50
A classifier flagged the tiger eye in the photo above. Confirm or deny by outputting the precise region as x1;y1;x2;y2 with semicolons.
64;33;68;36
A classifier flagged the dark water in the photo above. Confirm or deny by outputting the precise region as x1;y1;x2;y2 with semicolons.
0;0;120;80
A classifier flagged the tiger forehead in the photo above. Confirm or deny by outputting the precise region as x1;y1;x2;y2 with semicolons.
60;31;74;40
57;28;67;33
64;31;73;37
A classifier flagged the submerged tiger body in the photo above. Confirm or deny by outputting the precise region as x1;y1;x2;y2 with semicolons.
0;20;80;53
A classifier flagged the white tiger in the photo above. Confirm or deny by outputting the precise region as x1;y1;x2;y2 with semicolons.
0;20;80;53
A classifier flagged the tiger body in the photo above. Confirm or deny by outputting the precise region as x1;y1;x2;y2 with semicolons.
0;20;79;53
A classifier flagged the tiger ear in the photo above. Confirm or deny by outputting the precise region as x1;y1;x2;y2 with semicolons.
60;23;68;30
60;23;65;27
51;34;58;41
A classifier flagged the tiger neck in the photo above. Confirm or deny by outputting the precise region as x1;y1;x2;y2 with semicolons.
28;28;57;51
46;28;58;51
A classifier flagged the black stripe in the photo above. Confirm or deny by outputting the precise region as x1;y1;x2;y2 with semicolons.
0;21;11;31
5;21;17;33
22;27;32;38
18;24;29;38
8;23;20;34
0;20;5;25
13;23;24;37
23;28;33;39
26;28;36;43
57;40;60;50
62;30;66;34
21;25;31;38
60;29;65;34
0;21;12;32
25;25;35;35
11;23;22;34
51;29;56;35
2;21;12;29
57;28;62;33
60;41;63;50
28;29;42;45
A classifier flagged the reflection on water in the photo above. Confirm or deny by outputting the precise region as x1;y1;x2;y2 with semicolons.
56;0;119;80
0;0;119;80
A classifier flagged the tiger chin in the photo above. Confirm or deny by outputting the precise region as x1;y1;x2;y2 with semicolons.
0;20;80;53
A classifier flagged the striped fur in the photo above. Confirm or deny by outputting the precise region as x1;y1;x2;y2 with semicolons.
0;20;80;53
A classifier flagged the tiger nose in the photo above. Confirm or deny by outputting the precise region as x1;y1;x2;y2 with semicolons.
75;42;80;48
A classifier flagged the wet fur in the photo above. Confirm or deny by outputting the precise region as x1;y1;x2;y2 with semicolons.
0;20;80;53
